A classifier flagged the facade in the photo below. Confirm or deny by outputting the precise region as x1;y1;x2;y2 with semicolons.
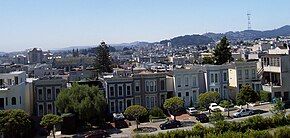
102;76;134;114
33;77;67;116
261;54;290;101
204;64;230;100
0;71;26;111
228;61;261;99
172;66;206;107
28;48;44;64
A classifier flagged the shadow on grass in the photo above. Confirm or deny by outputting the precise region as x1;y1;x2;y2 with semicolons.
253;109;268;115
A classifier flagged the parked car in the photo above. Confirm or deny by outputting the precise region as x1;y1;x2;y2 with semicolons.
159;120;182;130
209;103;223;111
186;107;198;116
195;113;209;123
85;130;109;138
233;108;254;118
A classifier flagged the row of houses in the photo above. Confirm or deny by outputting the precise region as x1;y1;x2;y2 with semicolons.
101;61;263;114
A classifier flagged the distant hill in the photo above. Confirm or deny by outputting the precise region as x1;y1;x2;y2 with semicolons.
159;34;214;46
204;25;290;41
111;41;150;49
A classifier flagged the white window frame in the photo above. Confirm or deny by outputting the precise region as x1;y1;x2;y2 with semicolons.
37;103;44;116
55;86;61;99
46;87;52;100
135;81;140;93
160;79;166;91
109;100;115;113
192;75;198;87
134;96;141;105
46;102;53;114
117;84;123;97
118;99;124;113
126;84;132;96
125;98;134;108
184;75;189;87
109;84;115;97
37;87;44;101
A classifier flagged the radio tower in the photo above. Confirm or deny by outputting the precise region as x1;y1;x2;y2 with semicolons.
247;12;252;30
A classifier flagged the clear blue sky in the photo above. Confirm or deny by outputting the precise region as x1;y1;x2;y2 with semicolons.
0;0;290;52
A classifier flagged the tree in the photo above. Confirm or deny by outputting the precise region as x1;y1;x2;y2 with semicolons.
198;91;220;110
209;109;224;122
259;91;271;102
96;41;113;73
149;106;166;118
236;85;259;108
55;84;107;124
124;105;148;129
0;109;32;138
40;114;63;138
213;36;232;65
202;57;214;64
270;98;285;115
219;100;231;117
163;97;184;120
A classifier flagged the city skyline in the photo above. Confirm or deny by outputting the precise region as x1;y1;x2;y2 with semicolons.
1;0;290;52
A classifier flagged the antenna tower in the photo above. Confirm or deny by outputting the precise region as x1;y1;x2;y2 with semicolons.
247;12;251;30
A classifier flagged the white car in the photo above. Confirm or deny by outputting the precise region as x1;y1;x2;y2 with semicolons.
209;103;223;111
233;108;254;118
186;107;198;116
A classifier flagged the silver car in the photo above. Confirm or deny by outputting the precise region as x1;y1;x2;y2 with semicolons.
186;107;198;116
233;108;254;118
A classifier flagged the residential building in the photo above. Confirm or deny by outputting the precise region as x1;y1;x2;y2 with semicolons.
33;77;67;116
0;71;26;111
172;65;206;107
261;53;290;101
204;64;230;100
228;61;261;99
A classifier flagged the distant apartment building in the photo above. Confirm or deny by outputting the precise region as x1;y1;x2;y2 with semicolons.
204;64;230;100
28;48;44;64
228;61;261;99
261;53;290;101
13;54;28;64
172;65;206;107
0;71;26;111
34;77;67;116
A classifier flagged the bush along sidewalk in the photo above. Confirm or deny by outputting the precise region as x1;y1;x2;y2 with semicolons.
135;114;290;138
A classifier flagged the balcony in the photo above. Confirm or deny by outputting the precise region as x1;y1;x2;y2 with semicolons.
263;66;281;73
262;84;282;93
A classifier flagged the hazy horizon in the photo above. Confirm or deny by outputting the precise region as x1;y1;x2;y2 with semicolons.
1;0;290;52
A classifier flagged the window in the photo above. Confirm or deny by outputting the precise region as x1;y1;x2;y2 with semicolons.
135;82;140;92
126;85;131;96
186;92;189;97
211;88;214;92
252;69;256;79
210;74;214;83
119;100;123;112
126;99;132;108
38;89;43;100
146;97;150;108
38;104;43;116
150;97;155;108
14;76;18;85
245;69;249;79
177;77;181;87
55;88;60;98
11;97;16;105
154;81;157;91
47;103;52;114
19;96;21;104
210;73;219;84
160;79;165;90
5;97;8;106
109;86;114;97
215;88;219;92
110;101;115;113
118;86;123;96
178;92;181;97
150;81;154;91
0;79;3;86
146;81;150;91
47;89;52;100
238;70;242;80
135;97;141;105
215;74;218;83
185;76;189;87
192;76;197;87
8;79;12;85
223;72;227;82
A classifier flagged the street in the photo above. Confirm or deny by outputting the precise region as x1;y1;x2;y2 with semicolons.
109;103;290;138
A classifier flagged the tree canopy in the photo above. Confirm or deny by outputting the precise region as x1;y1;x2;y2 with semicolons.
163;97;184;120
198;91;220;110
96;41;113;73
124;105;148;129
0;109;32;138
213;36;232;65
40;114;63;138
236;85;259;106
55;84;106;123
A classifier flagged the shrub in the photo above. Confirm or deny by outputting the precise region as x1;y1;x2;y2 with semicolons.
192;123;206;137
149;107;166;119
209;109;224;122
273;126;290;138
245;130;271;138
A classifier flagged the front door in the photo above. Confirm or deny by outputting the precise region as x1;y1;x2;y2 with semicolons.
0;98;4;109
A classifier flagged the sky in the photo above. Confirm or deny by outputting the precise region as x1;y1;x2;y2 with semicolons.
0;0;290;52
